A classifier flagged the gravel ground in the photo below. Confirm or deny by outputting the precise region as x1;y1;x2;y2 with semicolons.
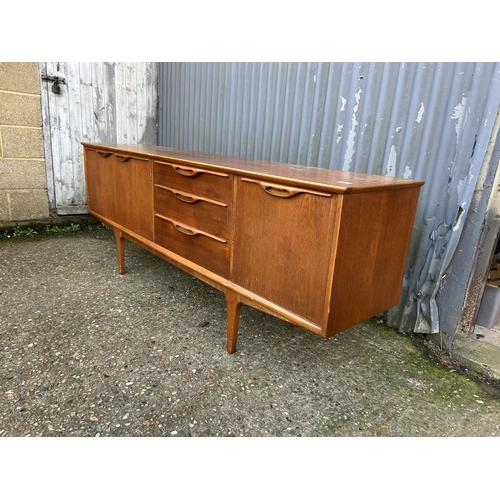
1;225;500;438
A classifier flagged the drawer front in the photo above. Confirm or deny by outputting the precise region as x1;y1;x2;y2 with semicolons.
155;214;230;279
153;161;232;203
154;185;230;239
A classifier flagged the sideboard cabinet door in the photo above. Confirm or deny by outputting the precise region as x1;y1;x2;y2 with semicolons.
113;153;153;240
232;177;337;326
85;149;117;222
84;148;153;241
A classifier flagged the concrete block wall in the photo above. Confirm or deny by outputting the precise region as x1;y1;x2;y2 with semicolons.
0;62;49;223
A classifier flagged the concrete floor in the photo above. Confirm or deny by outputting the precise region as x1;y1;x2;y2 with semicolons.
1;225;500;438
475;322;500;349
474;265;500;348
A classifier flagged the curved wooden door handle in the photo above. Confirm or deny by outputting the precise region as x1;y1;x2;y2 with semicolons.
263;184;300;198
241;178;332;198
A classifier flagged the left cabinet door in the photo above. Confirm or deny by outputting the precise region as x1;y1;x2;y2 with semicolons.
85;149;118;222
84;148;153;241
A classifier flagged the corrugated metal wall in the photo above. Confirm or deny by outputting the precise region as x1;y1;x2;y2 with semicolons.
157;62;500;336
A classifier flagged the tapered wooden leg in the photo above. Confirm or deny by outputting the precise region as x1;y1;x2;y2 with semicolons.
113;227;126;275
224;289;242;354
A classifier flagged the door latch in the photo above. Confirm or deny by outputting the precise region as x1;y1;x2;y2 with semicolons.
41;74;66;94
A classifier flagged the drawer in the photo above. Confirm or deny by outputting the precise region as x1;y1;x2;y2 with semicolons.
154;214;230;279
154;184;230;239
153;161;232;203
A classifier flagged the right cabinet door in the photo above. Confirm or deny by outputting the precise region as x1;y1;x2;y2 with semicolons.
232;177;337;325
113;153;153;241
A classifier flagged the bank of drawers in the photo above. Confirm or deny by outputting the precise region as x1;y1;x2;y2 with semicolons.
153;160;232;278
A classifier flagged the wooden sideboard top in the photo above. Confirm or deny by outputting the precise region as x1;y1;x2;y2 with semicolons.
82;143;424;194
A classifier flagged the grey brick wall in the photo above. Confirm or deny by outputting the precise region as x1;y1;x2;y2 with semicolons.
0;62;49;222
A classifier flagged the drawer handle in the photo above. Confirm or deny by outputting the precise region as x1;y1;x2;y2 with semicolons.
155;185;228;208
174;223;196;236
174;166;197;176
96;151;111;158
241;178;332;198
155;161;229;178
155;214;227;243
174;192;196;203
172;222;227;243
115;155;130;162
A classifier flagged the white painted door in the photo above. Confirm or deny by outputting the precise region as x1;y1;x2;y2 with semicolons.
39;62;158;215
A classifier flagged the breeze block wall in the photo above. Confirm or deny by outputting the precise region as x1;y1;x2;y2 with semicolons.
0;62;49;223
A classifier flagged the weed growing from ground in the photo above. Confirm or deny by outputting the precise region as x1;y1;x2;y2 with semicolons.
1;222;97;240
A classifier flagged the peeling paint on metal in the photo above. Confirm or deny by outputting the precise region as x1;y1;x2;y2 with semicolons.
340;96;347;112
416;102;425;123
451;96;468;142
342;88;362;171
385;145;397;177
336;124;343;144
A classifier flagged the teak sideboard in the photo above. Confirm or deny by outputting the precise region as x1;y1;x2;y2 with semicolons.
82;143;424;353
